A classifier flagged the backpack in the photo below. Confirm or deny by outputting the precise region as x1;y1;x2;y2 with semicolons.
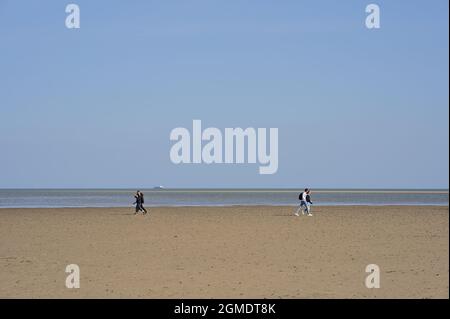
298;192;304;201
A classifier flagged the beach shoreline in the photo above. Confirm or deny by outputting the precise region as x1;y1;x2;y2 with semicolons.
1;205;448;298
0;189;447;208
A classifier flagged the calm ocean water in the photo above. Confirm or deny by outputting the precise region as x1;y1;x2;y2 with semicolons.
0;189;448;208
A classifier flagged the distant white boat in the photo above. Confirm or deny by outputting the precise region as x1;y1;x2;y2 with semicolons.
153;186;165;190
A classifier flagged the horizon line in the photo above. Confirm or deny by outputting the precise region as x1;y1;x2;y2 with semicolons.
0;187;448;194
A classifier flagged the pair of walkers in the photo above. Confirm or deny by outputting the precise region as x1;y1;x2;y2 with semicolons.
133;190;148;215
294;188;313;216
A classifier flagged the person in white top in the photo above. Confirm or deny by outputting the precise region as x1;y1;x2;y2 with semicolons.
294;188;313;216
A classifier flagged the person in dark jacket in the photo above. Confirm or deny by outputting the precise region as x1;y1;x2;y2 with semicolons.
306;190;313;204
138;191;148;215
133;191;142;215
133;190;148;215
305;189;313;215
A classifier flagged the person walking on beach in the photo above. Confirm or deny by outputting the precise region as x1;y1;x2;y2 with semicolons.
138;191;148;215
133;191;141;215
305;189;313;214
133;190;148;215
294;188;313;216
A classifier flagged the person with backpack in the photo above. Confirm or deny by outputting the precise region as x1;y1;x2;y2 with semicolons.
294;188;313;216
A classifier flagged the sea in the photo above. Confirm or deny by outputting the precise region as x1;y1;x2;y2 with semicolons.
0;189;448;208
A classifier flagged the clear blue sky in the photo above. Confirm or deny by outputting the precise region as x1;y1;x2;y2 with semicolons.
0;0;448;188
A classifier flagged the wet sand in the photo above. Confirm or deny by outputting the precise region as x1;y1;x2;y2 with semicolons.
0;205;448;298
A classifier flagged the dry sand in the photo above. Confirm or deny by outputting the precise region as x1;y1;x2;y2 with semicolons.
0;206;448;298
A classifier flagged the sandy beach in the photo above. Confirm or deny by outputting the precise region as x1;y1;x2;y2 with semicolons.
0;205;448;298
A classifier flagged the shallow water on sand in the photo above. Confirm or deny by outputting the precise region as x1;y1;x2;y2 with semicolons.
0;189;448;208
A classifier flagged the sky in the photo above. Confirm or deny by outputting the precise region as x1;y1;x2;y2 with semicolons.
0;0;448;189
